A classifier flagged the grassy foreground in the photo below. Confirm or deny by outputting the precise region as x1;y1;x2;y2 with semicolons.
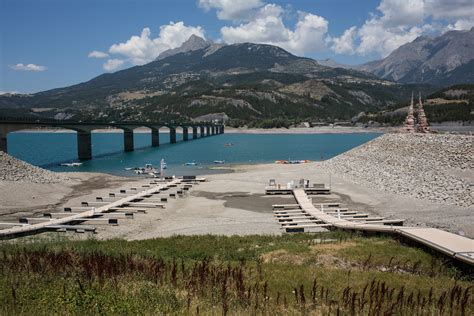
0;232;472;315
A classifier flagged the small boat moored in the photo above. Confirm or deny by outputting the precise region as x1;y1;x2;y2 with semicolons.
127;163;158;175
274;160;311;164
60;162;83;167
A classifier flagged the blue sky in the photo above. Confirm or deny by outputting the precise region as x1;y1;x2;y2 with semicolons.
1;0;473;93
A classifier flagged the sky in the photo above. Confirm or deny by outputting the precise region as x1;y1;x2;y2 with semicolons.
1;0;473;93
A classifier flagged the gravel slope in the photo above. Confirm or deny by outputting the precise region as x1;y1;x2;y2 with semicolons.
321;133;473;207
0;151;69;183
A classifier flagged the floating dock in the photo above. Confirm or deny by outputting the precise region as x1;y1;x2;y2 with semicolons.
0;177;206;239
267;182;473;265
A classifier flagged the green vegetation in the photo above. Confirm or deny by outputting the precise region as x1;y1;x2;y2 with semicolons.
228;117;295;128
357;112;406;126
428;84;474;101
1;233;471;314
425;102;474;123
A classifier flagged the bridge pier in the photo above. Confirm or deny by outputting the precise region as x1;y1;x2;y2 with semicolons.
77;131;92;160
0;119;225;164
0;135;7;153
170;127;176;143
151;127;160;147
183;127;189;141
123;129;134;152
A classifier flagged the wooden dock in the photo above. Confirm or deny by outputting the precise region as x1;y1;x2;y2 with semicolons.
265;186;330;195
283;189;474;265
0;178;204;239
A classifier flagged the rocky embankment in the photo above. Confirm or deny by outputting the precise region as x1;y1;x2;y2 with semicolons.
321;133;473;207
0;151;69;183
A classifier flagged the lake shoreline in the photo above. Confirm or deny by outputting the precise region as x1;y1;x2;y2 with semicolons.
1;132;471;239
11;132;381;175
1;153;472;239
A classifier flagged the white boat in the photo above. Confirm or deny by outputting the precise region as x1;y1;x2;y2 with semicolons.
60;162;82;167
185;161;198;166
213;160;225;164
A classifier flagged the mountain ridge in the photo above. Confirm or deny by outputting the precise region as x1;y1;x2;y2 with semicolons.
357;28;474;86
0;36;435;124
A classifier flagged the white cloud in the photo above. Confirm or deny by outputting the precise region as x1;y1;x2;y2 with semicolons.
108;22;205;65
221;5;288;43
355;0;428;56
103;59;124;72
449;19;474;30
377;0;425;27
88;50;109;58
335;0;474;57
330;26;357;54
10;63;47;72
220;4;328;55
198;0;263;20
425;0;474;21
356;19;427;56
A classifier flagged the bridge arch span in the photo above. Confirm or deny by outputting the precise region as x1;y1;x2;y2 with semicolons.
0;123;103;158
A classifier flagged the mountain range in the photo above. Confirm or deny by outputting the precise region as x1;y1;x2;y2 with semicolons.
357;27;474;86
0;28;472;124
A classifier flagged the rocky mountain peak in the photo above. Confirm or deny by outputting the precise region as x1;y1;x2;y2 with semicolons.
357;28;474;86
181;35;211;50
157;35;211;60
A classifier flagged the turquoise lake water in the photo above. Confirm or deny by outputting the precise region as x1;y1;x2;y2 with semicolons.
7;132;381;176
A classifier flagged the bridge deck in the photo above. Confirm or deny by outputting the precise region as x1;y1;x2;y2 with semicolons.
292;188;474;265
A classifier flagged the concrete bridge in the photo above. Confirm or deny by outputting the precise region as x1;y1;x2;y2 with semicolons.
0;117;224;160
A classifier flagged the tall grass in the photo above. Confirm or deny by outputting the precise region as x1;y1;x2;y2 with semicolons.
0;233;471;314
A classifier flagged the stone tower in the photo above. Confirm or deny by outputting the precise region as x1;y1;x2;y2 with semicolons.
403;92;416;133
416;92;430;133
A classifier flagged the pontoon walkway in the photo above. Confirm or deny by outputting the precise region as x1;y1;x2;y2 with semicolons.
292;188;474;265
0;179;184;239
